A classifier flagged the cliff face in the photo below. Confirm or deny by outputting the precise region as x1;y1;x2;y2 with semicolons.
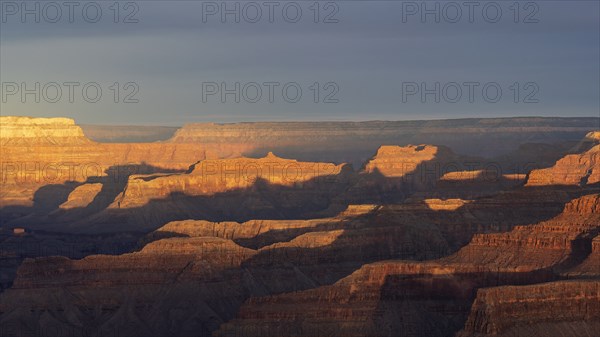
526;144;599;186
458;281;600;337
167;119;599;162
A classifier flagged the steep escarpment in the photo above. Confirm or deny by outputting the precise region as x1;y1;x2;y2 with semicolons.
346;145;475;202
442;194;600;271
565;235;600;278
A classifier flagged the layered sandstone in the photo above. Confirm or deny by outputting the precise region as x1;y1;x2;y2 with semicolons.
585;131;600;142
0;117;233;223
346;144;482;202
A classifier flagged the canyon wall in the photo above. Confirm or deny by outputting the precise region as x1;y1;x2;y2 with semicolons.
216;193;600;337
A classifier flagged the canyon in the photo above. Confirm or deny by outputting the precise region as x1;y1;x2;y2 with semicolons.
0;116;598;337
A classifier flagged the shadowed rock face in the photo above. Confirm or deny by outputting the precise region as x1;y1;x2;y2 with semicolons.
215;193;600;337
112;153;351;209
457;281;600;337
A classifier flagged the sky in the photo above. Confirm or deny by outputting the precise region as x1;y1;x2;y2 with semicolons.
0;0;599;126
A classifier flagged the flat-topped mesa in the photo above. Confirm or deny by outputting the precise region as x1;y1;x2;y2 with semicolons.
141;215;348;250
526;142;599;186
350;144;481;200
0;116;92;145
190;151;351;183
457;281;600;337
113;153;353;209
362;145;450;177
11;236;255;290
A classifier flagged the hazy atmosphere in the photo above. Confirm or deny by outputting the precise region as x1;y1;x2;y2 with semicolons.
1;0;599;125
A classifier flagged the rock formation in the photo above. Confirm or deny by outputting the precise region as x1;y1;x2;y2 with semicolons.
1;117;599;337
526;144;599;186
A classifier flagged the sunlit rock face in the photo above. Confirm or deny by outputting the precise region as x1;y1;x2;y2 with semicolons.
166;118;599;161
0;116;91;146
112;152;352;209
0;117;214;215
526;143;599;187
